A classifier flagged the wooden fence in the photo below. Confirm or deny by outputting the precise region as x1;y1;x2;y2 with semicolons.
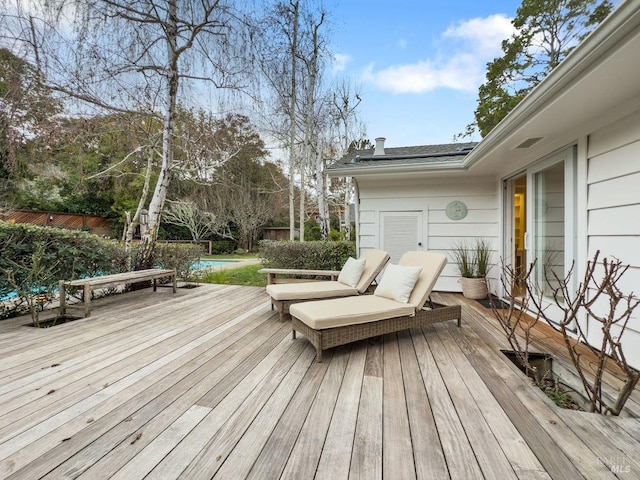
1;210;113;237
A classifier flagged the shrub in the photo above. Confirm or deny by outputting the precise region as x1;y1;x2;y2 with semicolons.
210;240;235;254
0;222;129;319
259;240;356;270
153;242;204;280
0;223;127;289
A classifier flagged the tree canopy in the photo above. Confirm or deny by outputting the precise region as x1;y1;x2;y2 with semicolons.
1;0;362;251
473;0;613;137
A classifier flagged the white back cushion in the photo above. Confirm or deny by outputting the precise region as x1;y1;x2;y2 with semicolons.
337;257;366;287
373;264;423;304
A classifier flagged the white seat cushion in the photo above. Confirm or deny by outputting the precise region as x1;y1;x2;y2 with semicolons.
266;281;358;301
337;257;366;287
290;295;416;330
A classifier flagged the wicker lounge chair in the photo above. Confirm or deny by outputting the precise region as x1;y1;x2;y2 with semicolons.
290;251;462;362
264;249;390;321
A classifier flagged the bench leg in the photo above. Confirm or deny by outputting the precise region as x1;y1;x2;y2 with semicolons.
84;283;92;317
59;281;66;316
172;273;177;293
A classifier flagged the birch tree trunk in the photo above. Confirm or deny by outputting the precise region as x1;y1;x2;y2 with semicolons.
316;150;329;240
136;0;179;269
288;0;300;241
332;81;362;241
298;169;305;241
301;8;325;241
125;146;154;270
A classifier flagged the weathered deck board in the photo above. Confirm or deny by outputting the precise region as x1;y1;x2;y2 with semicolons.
4;287;273;479
411;326;485;479
382;333;415;480
396;330;449;480
350;340;383;479
452;303;616;479
427;323;527;480
313;343;367;480
0;286;638;479
244;350;332;479
277;348;349;480
433;325;550;480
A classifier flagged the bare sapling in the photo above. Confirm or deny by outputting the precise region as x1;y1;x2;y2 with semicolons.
490;258;549;384
3;242;59;327
530;250;640;415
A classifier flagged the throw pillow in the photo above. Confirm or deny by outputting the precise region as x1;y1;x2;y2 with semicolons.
337;257;367;287
374;264;423;303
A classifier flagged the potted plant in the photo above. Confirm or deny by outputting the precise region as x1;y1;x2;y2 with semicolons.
452;238;490;299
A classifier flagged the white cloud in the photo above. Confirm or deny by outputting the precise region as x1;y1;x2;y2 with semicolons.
332;53;352;74
364;14;515;94
443;14;513;56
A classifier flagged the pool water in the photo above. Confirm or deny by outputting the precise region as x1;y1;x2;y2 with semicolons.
0;261;237;301
192;259;238;270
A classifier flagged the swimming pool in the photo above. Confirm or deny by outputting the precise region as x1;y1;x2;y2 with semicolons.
191;259;239;270
0;260;238;301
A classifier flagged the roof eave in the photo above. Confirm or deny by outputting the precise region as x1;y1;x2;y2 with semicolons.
461;1;640;169
327;160;466;177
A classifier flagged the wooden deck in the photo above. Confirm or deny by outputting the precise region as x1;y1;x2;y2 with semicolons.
0;284;639;479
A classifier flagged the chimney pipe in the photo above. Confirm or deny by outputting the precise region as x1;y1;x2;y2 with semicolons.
374;137;386;156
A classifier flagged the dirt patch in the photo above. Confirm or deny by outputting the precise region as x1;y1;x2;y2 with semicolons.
502;350;586;410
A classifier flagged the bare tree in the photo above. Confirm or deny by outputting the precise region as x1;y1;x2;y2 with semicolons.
331;80;362;241
255;0;301;241
299;6;328;241
3;0;253;268
224;178;278;251
162;199;230;242
494;250;640;415
530;250;640;415
490;258;548;383
256;0;332;242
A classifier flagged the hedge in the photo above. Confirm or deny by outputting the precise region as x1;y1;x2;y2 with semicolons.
0;223;205;319
153;242;204;280
258;240;356;270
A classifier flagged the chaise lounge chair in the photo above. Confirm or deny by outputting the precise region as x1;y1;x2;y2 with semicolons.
264;249;390;321
289;251;462;362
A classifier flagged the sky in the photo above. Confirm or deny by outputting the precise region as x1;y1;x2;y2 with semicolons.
325;0;524;148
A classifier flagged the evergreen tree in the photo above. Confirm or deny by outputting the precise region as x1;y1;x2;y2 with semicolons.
473;0;613;137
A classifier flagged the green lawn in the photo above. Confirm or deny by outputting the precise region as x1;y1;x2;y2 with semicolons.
199;263;266;287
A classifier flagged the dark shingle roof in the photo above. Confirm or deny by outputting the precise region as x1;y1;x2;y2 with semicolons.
329;141;479;171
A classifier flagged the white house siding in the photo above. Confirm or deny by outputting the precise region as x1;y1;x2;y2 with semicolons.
587;109;640;369
356;176;499;292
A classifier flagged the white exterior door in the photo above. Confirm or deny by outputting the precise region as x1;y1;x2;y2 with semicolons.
380;211;423;264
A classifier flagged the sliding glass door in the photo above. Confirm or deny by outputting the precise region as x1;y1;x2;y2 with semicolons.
504;146;576;311
532;160;565;299
529;146;576;310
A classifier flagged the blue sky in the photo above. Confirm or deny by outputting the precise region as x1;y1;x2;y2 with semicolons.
326;0;524;147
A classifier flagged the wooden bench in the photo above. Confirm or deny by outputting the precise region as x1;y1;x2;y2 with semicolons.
59;268;177;317
258;268;342;285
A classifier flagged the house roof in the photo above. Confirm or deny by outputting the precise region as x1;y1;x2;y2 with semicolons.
329;1;640;180
329;141;479;173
